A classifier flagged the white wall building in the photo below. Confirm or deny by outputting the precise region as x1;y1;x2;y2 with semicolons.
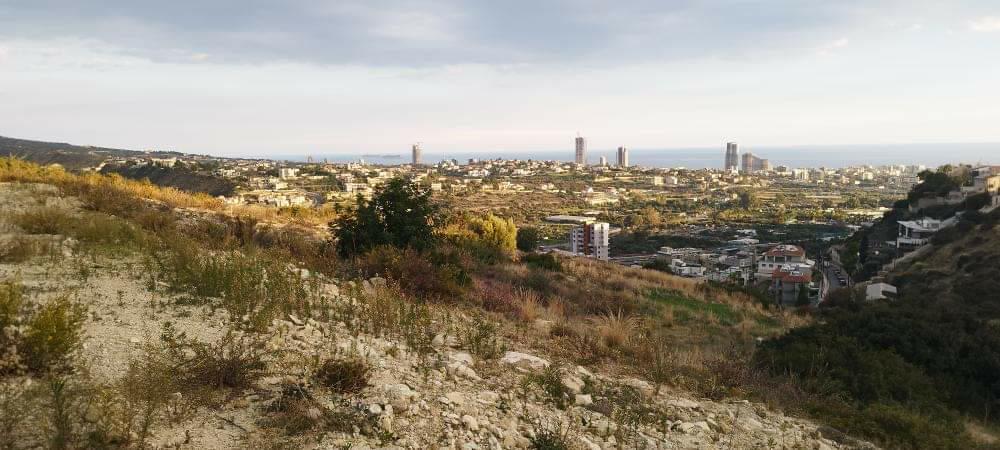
570;222;609;260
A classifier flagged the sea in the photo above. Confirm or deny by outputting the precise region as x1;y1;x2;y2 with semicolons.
277;143;998;169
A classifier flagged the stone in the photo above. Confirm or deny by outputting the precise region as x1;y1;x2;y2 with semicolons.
561;374;585;394
677;421;710;434
445;392;466;406
477;391;500;405
287;314;304;326
462;415;480;431
574;394;593;406
450;351;475;365
579;436;602;450
667;398;700;409
500;351;550;371
368;403;383;415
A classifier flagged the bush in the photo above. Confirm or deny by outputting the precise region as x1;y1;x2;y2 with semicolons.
12;206;72;234
355;245;468;301
315;357;371;394
459;315;506;359
20;295;87;374
523;253;562;272
156;323;268;392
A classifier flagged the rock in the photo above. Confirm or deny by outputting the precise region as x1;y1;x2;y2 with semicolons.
128;337;140;345
477;391;500;405
667;398;700;410
677;421;710;434
305;407;322;420
575;365;594;379
368;403;383;415
500;351;550;371
574;394;593;406
432;333;459;348
462;415;479;431
579;436;601;450
450;351;475;365
384;384;417;410
561;374;585;394
288;314;304;326
445;392;466;406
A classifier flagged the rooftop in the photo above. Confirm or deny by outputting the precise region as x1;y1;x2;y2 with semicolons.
764;244;805;258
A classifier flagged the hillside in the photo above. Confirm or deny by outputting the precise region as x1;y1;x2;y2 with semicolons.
756;180;1000;450
101;164;237;197
0;135;179;170
0;158;856;449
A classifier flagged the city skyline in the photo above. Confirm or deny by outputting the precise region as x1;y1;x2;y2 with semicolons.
1;1;1000;156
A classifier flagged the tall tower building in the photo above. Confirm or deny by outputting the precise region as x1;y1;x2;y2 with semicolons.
725;142;739;172
411;143;422;165
616;145;629;168
575;135;587;165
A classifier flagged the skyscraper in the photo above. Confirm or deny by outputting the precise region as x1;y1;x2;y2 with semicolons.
411;143;422;165
616;145;629;168
725;142;739;172
599;156;608;166
575;135;587;165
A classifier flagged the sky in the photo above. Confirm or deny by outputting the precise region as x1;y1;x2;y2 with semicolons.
1;1;999;158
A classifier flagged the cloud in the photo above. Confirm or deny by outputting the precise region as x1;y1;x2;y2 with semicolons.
969;16;1000;32
817;37;849;55
0;0;897;67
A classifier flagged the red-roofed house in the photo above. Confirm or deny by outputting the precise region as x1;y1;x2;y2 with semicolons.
756;244;809;280
772;265;815;305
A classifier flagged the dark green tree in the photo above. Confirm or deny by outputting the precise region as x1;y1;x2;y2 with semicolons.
516;226;541;252
331;178;438;258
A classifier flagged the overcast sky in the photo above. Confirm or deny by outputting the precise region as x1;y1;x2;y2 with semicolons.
1;1;999;157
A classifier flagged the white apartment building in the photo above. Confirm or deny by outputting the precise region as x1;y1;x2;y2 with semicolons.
570;222;610;261
756;244;810;280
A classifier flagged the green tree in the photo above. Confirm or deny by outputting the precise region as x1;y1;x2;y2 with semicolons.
516;226;541;252
331;178;438;258
467;213;517;258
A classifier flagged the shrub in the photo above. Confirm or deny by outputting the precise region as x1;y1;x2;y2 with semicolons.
355;245;468;301
529;426;569;450
0;236;46;263
523;253;562;272
12;206;72;234
527;365;571;409
156;323;268;392
315;357;371;394
459;315;506;360
21;295;87;374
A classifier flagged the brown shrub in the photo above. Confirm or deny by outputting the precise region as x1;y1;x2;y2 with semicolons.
315;357;371;394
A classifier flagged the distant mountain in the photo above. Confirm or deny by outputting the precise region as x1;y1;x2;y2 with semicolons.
0;135;182;170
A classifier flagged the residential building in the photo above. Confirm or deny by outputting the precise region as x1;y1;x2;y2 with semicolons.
616;145;629;168
865;282;898;301
570;222;610;260
412;143;422;165
724;142;739;172
757;244;809;280
771;265;814;306
896;217;956;248
575;135;587;165
599;156;607;166
279;167;298;180
740;152;768;173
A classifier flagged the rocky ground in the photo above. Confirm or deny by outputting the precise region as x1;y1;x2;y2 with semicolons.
0;182;869;449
